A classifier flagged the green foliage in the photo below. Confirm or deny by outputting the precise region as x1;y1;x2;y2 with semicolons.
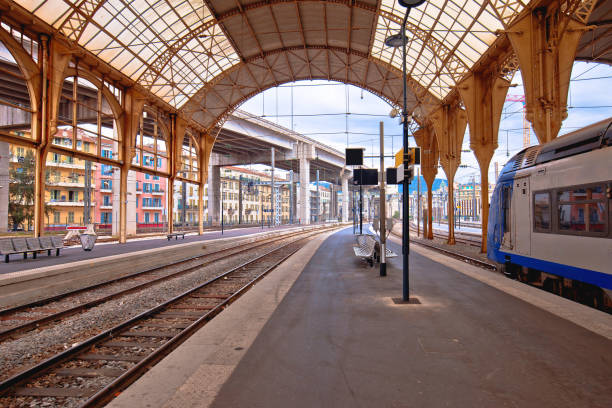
8;150;50;230
393;210;400;219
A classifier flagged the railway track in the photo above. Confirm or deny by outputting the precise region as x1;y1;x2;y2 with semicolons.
0;227;330;343
0;230;319;407
398;228;496;271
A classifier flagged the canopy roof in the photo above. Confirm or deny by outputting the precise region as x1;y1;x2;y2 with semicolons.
14;0;609;130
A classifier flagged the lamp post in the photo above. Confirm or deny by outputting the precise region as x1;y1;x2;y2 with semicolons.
385;0;425;302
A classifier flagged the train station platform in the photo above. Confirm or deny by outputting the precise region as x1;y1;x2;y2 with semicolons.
0;225;298;275
108;226;612;408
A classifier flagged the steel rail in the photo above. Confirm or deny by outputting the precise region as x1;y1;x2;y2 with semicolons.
0;227;331;341
0;233;317;405
395;230;496;271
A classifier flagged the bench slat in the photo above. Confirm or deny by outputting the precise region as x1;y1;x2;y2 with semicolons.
51;236;64;248
26;238;43;251
11;238;28;252
39;237;53;249
0;239;16;254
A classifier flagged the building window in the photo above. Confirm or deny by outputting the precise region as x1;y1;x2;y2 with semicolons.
154;213;159;223
145;213;150;223
68;191;78;202
53;212;60;224
68;211;74;223
103;196;111;206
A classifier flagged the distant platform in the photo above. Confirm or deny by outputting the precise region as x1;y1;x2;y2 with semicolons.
0;225;297;275
109;227;612;408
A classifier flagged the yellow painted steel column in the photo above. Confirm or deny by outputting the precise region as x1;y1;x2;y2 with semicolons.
458;72;509;253
430;104;467;245
413;125;439;240
506;4;594;144
119;89;145;243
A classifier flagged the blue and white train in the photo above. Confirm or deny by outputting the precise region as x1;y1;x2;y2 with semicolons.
487;118;612;311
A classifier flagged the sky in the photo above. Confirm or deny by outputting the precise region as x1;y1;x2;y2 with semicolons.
237;61;612;186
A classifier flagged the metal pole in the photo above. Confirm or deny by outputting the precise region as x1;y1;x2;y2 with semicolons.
181;180;187;228
221;181;224;235
316;169;320;223
271;148;275;227
238;175;243;225
289;170;294;224
379;121;387;277
417;168;420;237
401;10;411;302
84;160;91;225
359;182;363;234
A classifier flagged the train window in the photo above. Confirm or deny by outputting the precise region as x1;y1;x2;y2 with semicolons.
557;184;607;236
502;186;511;233
533;192;551;231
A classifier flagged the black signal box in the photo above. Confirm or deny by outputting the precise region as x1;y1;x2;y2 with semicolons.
353;169;378;185
345;148;364;166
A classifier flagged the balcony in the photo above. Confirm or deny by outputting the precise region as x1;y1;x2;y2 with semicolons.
47;181;86;188
151;190;165;195
46;161;86;170
100;188;112;193
142;206;163;210
47;200;84;207
100;205;113;209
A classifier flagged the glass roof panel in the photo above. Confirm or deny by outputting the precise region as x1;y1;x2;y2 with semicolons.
375;0;525;99
17;0;239;108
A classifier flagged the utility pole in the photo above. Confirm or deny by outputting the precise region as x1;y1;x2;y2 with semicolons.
181;180;186;228
316;169;320;223
270;148;275;227
84;160;91;225
289;170;294;224
417;168;420;237
379;121;387;277
238;175;243;225
472;175;476;222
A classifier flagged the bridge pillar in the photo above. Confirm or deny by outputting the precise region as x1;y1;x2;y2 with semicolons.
458;72;510;253
414;125;439;240
299;157;310;225
430;104;468;245
208;165;221;226
506;3;596;144
341;174;350;223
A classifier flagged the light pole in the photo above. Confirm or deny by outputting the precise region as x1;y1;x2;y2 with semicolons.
385;0;425;302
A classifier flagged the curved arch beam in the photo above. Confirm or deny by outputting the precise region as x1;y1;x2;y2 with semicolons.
0;26;41;113
62;67;124;141
182;45;441;132
138;0;464;96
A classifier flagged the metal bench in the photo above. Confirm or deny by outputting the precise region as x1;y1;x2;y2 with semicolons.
353;234;378;267
51;236;65;256
25;238;44;259
0;239;24;263
0;236;65;263
167;232;186;241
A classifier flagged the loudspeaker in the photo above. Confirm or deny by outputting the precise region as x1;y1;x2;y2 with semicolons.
345;148;363;166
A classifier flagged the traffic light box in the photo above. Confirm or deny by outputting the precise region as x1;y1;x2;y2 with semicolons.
394;147;421;167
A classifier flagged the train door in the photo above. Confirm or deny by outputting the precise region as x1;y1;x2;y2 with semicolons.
500;184;512;250
512;176;531;255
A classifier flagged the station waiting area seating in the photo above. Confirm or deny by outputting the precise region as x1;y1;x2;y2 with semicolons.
0;236;64;263
353;234;398;267
167;232;186;241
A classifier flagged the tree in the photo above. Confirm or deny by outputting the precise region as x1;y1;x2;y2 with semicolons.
8;150;49;231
